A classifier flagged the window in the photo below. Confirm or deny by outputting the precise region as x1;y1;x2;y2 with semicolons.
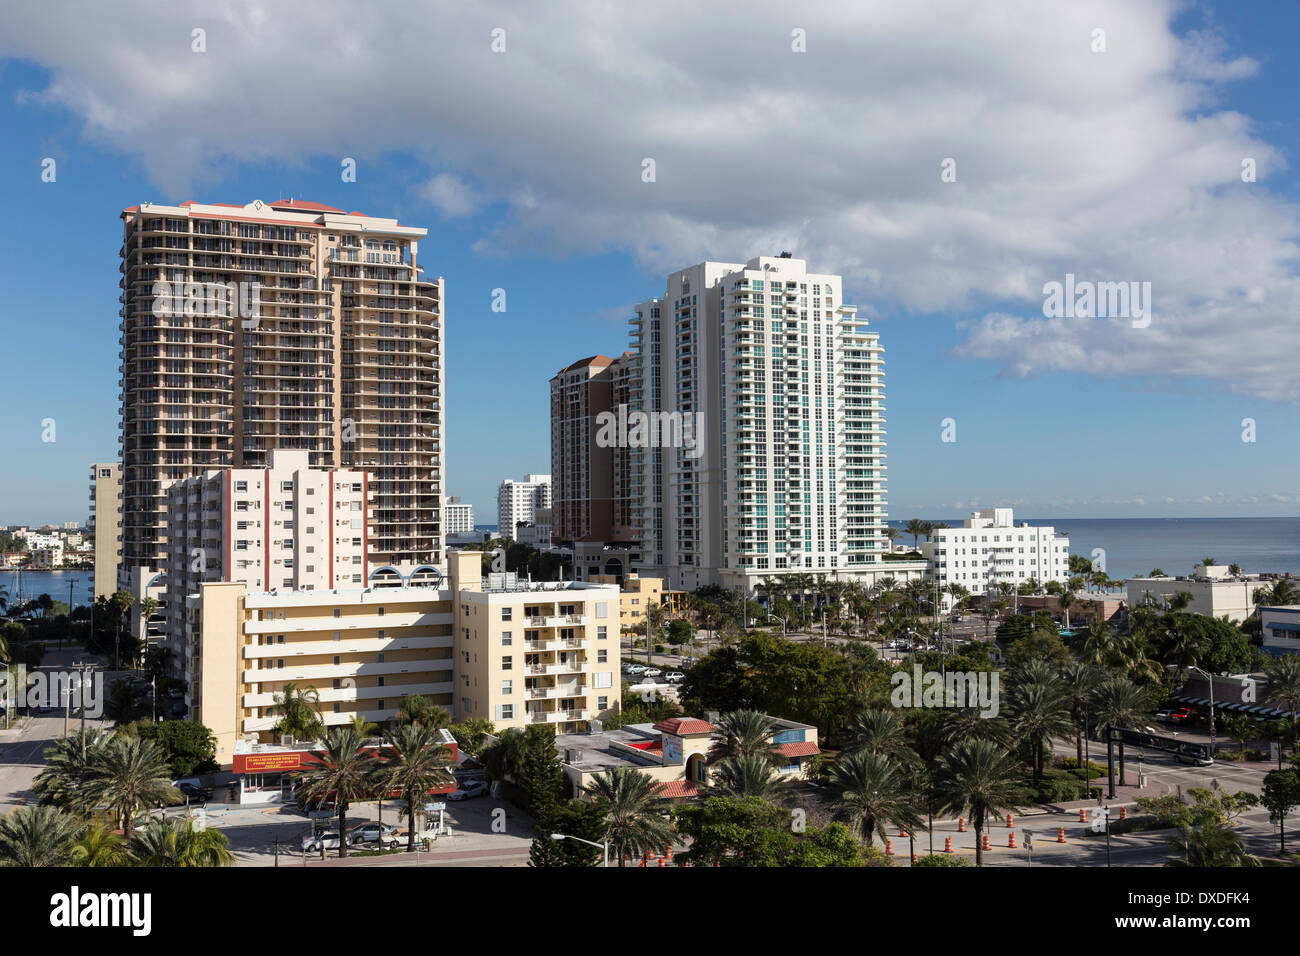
496;704;515;720
333;608;341;618
501;631;512;646
501;607;513;622
597;649;607;663
501;680;513;694
595;602;609;619
593;672;613;689
333;656;340;666
377;677;385;687
598;696;608;710
377;607;385;616
234;480;248;492
502;656;512;671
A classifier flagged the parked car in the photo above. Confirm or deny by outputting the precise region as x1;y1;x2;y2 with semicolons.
643;668;662;678
347;822;401;848
1154;708;1173;722
664;672;685;683
1168;707;1194;724
302;830;341;853
626;664;647;675
175;782;209;806
446;779;488;801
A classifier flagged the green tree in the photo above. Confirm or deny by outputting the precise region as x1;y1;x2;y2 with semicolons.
298;727;381;858
0;805;82;867
841;708;911;757
1265;655;1300;745
1092;677;1149;786
828;750;922;847
708;710;782;765
531;799;609;867
584;768;675;867
269;683;325;741
376;723;453;852
1006;668;1073;782
710;755;786;800
1261;767;1300;854
125;719;220;777
68;824;127;867
127;816;236;867
935;739;1024;867
397;694;451;728
81;736;181;837
33;727;115;812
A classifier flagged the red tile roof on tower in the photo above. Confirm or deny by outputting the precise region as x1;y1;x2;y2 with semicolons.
270;199;346;213
653;717;716;736
776;741;820;758
559;355;615;373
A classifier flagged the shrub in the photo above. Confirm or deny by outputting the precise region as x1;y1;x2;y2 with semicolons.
912;853;972;867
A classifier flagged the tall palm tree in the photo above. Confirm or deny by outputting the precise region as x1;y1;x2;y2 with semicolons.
68;824;126;867
1265;655;1300;746
904;519;927;551
644;601;667;657
396;694;451;729
934;739;1024;867
1060;661;1103;767
81;735;180;837
1092;677;1149;786
828;750;923;847
1077;616;1113;667
0;805;82;867
298;727;381;858
377;723;454;852
585;768;675;866
33;727;115;812
127;816;236;867
709;755;786;800
1006;671;1073;782
270;682;325;741
709;710;782;766
842;708;911;757
1057;589;1077;629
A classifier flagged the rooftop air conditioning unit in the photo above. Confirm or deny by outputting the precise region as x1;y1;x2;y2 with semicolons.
280;735;294;747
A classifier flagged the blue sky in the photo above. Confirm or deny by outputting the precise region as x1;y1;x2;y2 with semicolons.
1;1;1298;526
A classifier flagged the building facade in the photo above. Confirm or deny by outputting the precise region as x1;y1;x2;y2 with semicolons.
1261;605;1300;656
1126;564;1267;624
443;496;475;535
496;474;551;542
923;509;1070;596
117;198;445;586
621;257;888;592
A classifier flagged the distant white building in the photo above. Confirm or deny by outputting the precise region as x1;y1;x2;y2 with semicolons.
444;496;475;535
1261;605;1300;656
31;546;65;569
497;474;552;542
516;507;553;549
23;532;62;550
922;508;1070;597
1127;564;1267;624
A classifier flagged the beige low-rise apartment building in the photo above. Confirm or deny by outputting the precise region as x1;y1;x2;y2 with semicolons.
447;550;620;734
184;582;455;763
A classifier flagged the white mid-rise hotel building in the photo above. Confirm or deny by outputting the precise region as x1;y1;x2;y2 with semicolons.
444;496;475;535
497;474;551;540
626;256;889;592
922;508;1070;596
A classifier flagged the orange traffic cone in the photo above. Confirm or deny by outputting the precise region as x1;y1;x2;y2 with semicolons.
885;839;894;856
1008;831;1016;849
944;836;953;853
658;858;665;867
911;852;918;864
666;847;673;859
1120;806;1128;820
982;833;990;851
1078;807;1088;823
1006;813;1014;828
683;860;690;867
1057;826;1066;843
958;816;966;832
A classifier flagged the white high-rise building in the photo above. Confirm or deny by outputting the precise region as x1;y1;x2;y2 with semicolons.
444;496;475;535
626;256;888;591
922;508;1070;596
497;474;552;541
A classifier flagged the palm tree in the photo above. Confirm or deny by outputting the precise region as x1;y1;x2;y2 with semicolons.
1058;589;1076;629
298;727;381;858
708;710;782;766
68;824;127;867
935;739;1024;867
1077;616;1113;667
904;519;927;551
883;527;901;550
1266;655;1300;746
377;723;454;852
709;755;786;800
584;768;675;866
270;683;325;741
1166;820;1260;868
1060;661;1103;767
33;727;115;812
644;601;667;657
0;805;82;867
842;708;910;757
81;735;180;837
828;750;923;847
1092;677;1149;786
1006;671;1073;782
127;817;236;867
397;694;451;729
480;728;529;784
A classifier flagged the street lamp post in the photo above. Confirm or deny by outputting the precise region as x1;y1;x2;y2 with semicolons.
550;832;608;867
1188;665;1216;756
1103;806;1112;868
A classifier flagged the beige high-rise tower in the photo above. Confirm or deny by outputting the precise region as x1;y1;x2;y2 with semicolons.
118;198;445;584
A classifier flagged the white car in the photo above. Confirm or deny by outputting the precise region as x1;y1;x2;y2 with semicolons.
302;830;341;853
664;672;685;683
447;779;489;801
644;668;662;678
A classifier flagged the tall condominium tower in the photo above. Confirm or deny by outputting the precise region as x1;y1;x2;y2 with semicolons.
118;198;445;581
87;462;122;601
549;354;638;545
627;256;887;591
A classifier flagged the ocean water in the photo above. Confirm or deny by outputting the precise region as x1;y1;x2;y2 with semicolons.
1;569;93;609
891;517;1300;580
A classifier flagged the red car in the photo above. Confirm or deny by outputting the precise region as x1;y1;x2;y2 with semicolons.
1168;707;1194;724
